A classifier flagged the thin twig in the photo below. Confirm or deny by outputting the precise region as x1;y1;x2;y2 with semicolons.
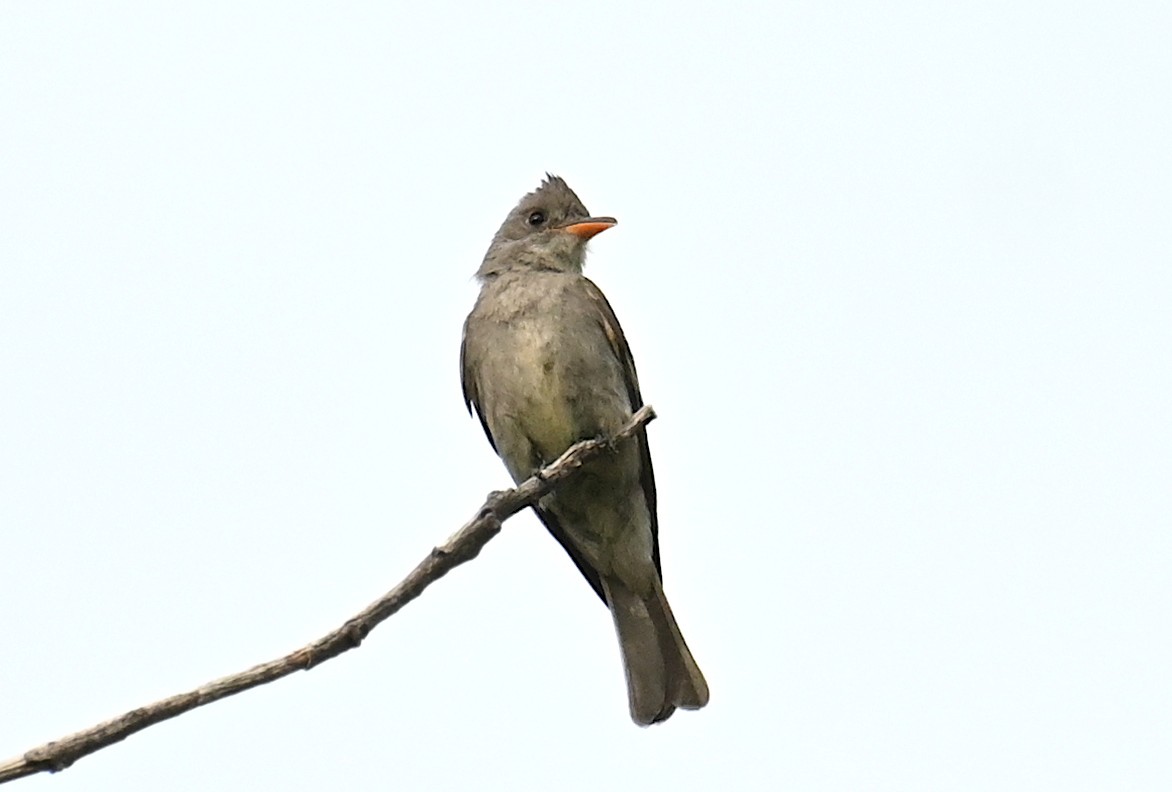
0;405;656;785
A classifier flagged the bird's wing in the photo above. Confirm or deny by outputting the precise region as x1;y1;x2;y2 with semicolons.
579;277;663;580
460;318;497;452
533;504;608;601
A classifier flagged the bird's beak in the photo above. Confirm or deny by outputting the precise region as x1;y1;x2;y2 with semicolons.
559;217;617;240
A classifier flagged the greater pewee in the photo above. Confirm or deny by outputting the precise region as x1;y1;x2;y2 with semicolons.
460;175;709;725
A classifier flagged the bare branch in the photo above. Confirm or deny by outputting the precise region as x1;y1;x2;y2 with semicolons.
0;405;656;785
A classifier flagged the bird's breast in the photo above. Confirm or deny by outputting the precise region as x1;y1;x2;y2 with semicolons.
471;272;630;465
502;320;581;455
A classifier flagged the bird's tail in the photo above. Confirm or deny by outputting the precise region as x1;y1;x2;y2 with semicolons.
601;575;709;725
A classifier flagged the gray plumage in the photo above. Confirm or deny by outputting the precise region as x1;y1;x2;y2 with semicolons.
460;175;709;725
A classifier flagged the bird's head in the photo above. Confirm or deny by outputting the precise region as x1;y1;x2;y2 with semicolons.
478;174;616;278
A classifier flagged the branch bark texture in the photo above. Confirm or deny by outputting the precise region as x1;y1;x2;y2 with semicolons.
0;405;656;785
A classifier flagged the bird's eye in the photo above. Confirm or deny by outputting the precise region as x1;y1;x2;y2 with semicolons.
527;210;546;226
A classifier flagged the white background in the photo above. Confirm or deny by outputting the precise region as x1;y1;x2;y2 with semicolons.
2;2;1169;789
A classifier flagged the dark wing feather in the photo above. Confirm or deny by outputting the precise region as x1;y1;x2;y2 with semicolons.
580;278;663;581
460;320;497;452
534;503;606;601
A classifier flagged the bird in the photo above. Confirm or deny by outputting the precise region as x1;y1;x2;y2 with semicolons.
460;174;709;725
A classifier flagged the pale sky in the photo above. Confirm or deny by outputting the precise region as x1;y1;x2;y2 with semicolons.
2;2;1170;790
